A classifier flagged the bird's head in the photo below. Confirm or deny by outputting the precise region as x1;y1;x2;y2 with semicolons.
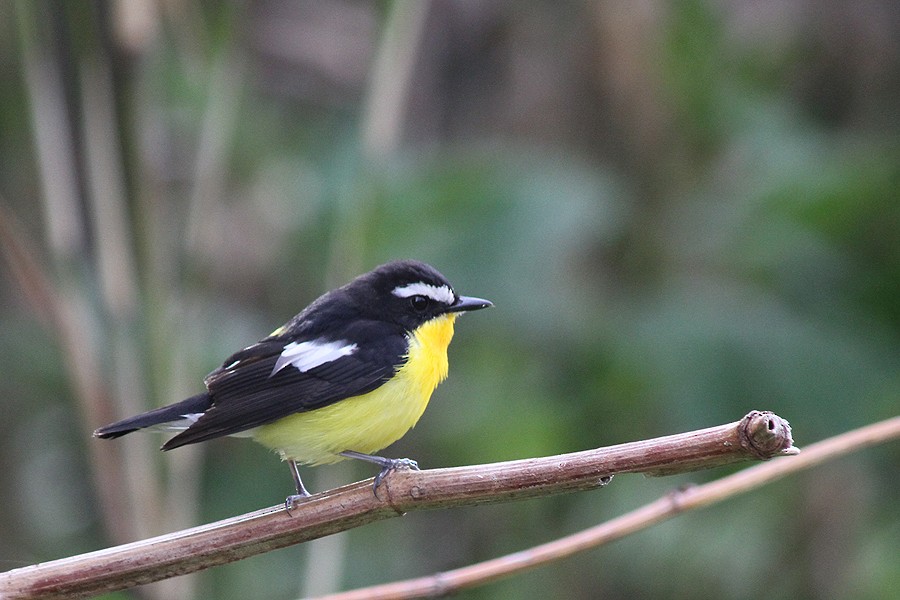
345;260;493;331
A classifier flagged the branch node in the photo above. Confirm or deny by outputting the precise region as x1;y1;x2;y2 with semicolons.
739;411;797;459
665;484;696;514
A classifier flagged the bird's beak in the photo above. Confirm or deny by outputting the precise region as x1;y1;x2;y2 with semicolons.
445;295;493;313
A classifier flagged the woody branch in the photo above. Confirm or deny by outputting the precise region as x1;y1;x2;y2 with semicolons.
0;411;795;600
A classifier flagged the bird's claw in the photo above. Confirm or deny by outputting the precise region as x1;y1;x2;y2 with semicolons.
284;491;310;513
372;457;419;494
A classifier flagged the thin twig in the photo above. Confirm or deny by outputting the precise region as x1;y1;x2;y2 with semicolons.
0;411;792;600
312;415;900;600
0;197;137;546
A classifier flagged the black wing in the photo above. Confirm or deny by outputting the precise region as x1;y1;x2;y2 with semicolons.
162;326;408;450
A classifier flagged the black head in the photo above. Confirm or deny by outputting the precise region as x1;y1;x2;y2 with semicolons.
343;260;492;331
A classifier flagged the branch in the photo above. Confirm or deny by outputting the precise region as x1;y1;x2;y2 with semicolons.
0;411;794;600
314;415;900;600
0;201;143;547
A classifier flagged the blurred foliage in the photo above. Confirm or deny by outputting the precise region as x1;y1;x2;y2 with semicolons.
0;1;898;599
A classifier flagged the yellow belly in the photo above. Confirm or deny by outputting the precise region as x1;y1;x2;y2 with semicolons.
252;314;457;465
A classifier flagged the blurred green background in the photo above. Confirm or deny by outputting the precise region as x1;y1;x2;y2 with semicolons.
1;1;898;599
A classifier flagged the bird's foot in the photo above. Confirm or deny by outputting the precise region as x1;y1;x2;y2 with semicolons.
284;490;311;513
339;451;419;496
373;457;419;493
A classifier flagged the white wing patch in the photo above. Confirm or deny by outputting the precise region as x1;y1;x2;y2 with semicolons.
271;339;358;376
392;282;455;305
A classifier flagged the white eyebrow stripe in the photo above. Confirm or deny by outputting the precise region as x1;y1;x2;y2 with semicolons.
392;282;455;305
271;339;358;376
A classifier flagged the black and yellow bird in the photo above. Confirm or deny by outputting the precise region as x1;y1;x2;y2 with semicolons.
94;260;492;505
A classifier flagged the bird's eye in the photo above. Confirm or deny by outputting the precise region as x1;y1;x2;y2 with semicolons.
410;295;430;312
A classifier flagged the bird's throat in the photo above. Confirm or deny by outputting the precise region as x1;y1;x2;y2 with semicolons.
404;313;457;387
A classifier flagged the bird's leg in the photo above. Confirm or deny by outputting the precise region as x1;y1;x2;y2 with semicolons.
340;450;419;494
284;459;311;510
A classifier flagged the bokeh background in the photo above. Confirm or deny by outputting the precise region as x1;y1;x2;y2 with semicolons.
1;1;898;599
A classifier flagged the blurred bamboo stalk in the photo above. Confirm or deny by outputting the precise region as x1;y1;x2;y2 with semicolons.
360;0;431;162
185;51;246;258
80;53;164;544
15;16;84;258
324;0;431;286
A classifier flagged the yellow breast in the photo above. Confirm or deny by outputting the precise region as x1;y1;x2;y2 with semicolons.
252;314;457;465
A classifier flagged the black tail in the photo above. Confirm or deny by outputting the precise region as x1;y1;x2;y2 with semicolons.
93;393;212;439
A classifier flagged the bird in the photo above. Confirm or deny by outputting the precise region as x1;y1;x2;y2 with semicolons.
94;260;492;506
